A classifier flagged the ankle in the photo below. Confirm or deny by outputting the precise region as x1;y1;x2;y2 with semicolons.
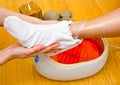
69;21;87;38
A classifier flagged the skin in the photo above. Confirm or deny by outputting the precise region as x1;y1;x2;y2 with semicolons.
0;43;59;65
70;8;120;38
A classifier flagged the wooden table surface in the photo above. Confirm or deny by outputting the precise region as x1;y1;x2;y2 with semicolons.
0;0;120;85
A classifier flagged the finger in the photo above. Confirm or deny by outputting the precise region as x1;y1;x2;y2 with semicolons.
40;42;60;53
32;49;62;57
44;48;62;54
25;44;46;56
33;42;60;55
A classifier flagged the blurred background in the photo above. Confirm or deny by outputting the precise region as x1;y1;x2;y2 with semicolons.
0;0;120;85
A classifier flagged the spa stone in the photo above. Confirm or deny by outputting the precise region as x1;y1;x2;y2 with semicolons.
59;10;72;18
43;10;59;20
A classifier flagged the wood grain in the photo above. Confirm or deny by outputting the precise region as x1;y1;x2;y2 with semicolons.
0;0;120;85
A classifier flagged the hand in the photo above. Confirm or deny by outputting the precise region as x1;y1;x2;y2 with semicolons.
0;42;60;65
9;42;60;58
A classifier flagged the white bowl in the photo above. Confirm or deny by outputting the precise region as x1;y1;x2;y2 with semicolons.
34;38;108;81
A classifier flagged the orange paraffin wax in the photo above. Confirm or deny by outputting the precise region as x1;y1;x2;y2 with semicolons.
51;38;104;64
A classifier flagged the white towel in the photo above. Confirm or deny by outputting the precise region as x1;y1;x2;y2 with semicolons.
4;16;82;56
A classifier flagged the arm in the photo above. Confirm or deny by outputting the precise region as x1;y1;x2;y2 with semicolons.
70;8;120;38
0;7;59;26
